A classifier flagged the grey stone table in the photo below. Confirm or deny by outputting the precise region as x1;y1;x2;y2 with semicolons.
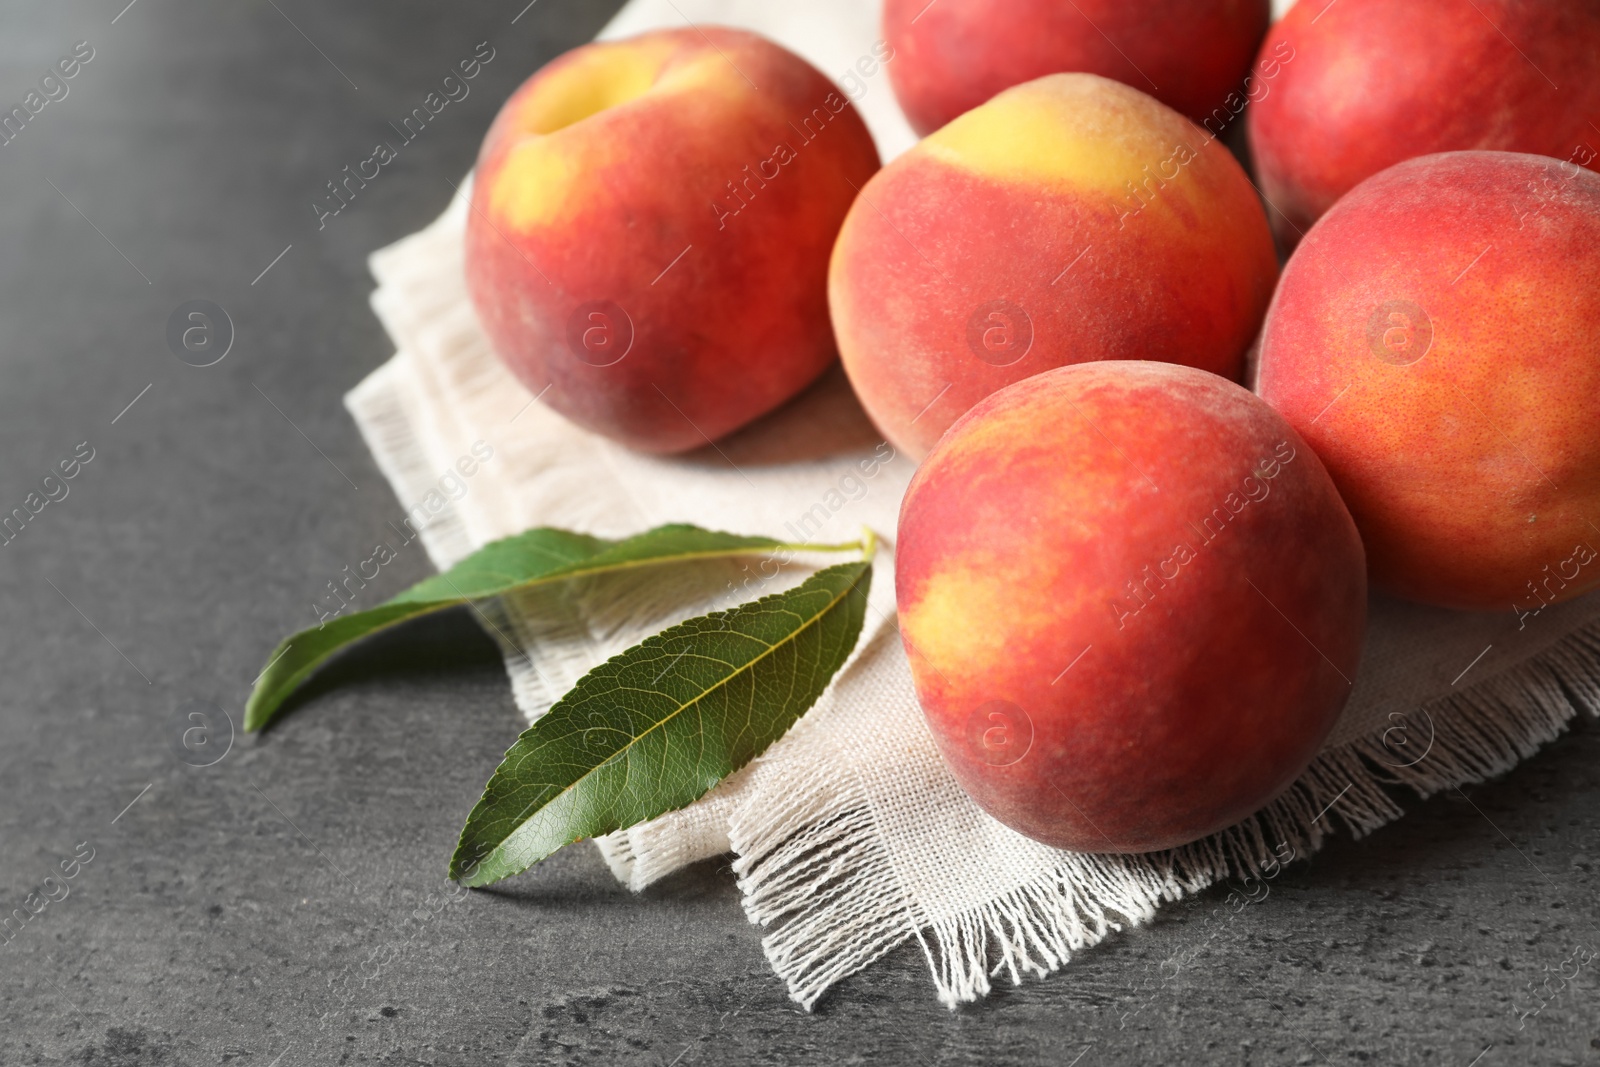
0;3;1595;1064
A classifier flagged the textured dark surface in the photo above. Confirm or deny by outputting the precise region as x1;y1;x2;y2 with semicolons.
0;3;1597;1065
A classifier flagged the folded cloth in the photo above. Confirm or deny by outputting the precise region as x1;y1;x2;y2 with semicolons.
344;0;1600;1008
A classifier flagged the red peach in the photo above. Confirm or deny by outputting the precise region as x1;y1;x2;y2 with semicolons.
830;73;1277;461
465;28;880;454
1248;0;1600;246
1255;151;1600;611
883;0;1271;137
898;361;1366;853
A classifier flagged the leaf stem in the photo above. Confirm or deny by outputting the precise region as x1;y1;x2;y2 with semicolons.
767;538;867;556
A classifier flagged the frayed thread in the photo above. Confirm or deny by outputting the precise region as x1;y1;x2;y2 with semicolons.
733;619;1600;1010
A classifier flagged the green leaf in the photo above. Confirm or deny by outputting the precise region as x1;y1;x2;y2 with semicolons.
449;558;874;887
246;524;862;733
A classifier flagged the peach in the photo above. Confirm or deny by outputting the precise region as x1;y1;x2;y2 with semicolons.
883;0;1271;137
1248;0;1600;246
897;362;1365;853
465;28;880;454
1255;151;1600;612
829;73;1277;461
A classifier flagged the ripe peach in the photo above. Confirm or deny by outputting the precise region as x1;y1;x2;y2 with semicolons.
883;0;1271;137
897;362;1365;853
829;73;1277;461
465;28;880;454
1248;0;1600;246
1255;151;1600;612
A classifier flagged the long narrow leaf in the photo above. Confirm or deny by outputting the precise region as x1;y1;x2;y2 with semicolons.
246;525;857;732
450;558;873;886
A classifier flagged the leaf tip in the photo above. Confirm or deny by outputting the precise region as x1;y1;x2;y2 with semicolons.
242;705;269;734
448;844;495;888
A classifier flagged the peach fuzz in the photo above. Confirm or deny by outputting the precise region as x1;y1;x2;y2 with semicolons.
465;28;880;454
1248;0;1600;246
897;362;1366;853
884;0;1271;137
1255;151;1600;613
828;73;1277;461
